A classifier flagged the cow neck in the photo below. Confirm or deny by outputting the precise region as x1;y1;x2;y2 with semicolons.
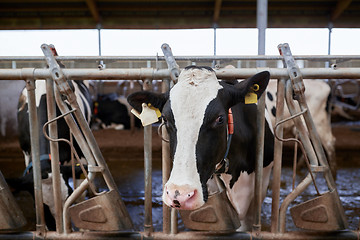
215;108;233;174
23;154;51;176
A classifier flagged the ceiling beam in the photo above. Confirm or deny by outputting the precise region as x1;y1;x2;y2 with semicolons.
331;0;352;22
85;0;101;24
213;0;222;24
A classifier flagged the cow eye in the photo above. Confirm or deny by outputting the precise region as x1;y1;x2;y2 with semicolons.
215;115;224;125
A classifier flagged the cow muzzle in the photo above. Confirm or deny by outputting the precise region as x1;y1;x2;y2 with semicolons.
163;183;204;210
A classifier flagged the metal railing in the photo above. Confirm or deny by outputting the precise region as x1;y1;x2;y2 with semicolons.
0;47;359;239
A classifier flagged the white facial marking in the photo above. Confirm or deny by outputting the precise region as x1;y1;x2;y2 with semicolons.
165;68;223;202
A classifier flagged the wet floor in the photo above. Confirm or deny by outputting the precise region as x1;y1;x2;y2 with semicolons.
1;158;359;232
105;160;360;232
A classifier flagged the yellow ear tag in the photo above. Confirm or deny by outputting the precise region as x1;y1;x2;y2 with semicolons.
245;84;260;104
148;104;162;118
139;103;159;126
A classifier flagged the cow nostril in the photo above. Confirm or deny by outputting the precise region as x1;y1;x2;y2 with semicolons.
173;199;181;208
166;191;169;195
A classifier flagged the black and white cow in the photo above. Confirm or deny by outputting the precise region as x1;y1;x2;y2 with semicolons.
128;66;274;230
93;93;136;130
9;79;92;230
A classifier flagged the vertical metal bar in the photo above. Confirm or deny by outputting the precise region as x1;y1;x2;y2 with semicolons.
257;0;267;59
213;24;217;68
161;43;179;234
170;208;178;234
162;79;171;234
325;22;333;68
25;78;46;236
143;79;153;235
45;78;64;233
270;78;286;233
253;90;266;233
253;0;268;232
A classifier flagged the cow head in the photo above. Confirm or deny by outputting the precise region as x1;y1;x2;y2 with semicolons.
128;66;270;210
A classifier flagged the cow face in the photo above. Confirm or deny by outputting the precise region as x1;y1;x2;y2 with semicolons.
128;66;270;210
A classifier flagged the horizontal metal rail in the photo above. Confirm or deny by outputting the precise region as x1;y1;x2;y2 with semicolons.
0;230;359;240
1;55;360;62
1;67;360;81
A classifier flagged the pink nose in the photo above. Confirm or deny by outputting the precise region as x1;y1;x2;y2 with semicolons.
164;184;198;210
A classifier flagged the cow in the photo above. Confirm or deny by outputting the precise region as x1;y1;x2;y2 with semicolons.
222;65;336;176
7;79;92;230
92;93;137;130
128;66;274;231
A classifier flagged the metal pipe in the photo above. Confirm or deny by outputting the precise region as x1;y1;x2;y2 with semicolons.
257;0;267;58
45;78;64;233
63;177;92;233
278;79;320;232
25;77;46;236
161;44;180;82
297;93;337;190
143;79;153;235
1;55;360;62
161;79;171;234
253;0;268;232
1;68;360;81
1;230;360;240
270;78;286;233
253;92;265;232
170;208;178;234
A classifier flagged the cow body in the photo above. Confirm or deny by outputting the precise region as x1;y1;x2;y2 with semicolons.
93;93;137;130
128;66;273;230
11;79;92;230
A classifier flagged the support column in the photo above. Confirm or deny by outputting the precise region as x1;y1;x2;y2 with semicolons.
253;0;268;232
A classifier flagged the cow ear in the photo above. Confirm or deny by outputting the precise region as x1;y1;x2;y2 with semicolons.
223;71;270;107
127;91;169;113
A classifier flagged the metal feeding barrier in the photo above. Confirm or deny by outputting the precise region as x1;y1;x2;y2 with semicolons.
0;43;359;239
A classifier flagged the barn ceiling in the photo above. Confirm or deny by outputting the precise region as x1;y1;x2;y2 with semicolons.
0;0;359;30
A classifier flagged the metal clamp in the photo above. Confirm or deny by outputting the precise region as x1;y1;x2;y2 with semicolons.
278;43;305;95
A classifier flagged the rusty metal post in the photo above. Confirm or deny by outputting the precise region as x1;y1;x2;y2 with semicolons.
45;78;64;233
25;76;46;237
270;78;286;233
143;78;153;235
